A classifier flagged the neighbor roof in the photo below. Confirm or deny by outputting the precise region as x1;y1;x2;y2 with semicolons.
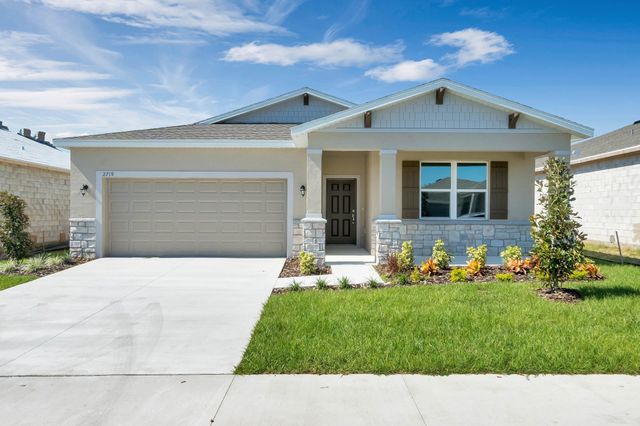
197;87;356;125
291;78;594;141
535;121;640;170
0;129;69;172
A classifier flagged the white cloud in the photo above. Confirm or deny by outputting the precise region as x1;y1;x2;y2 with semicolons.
224;39;403;67
430;28;514;66
0;31;110;81
365;59;446;83
0;87;133;111
34;0;300;36
366;28;513;82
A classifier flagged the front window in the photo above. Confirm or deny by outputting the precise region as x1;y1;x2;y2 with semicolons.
420;162;488;219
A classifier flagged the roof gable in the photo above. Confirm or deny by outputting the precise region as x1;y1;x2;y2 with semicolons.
198;87;355;125
292;78;593;140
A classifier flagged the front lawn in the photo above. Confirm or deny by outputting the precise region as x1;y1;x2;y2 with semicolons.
237;262;640;375
0;274;37;291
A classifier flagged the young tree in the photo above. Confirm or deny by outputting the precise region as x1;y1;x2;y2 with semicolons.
530;157;586;291
0;192;33;260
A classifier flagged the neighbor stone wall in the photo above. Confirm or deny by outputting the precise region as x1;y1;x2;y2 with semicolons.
0;160;69;249
374;219;532;262
69;218;96;259
300;217;326;265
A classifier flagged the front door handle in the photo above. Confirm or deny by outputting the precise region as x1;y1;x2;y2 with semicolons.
351;209;356;224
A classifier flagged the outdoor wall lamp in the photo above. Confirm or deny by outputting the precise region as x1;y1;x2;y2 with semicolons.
80;184;89;196
299;185;306;197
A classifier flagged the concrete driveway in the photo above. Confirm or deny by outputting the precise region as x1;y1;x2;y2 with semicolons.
0;257;283;375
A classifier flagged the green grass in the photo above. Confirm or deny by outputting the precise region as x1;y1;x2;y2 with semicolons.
585;240;640;261
237;262;640;375
0;274;37;291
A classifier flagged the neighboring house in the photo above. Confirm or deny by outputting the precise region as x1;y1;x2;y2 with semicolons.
55;79;592;262
0;123;70;250
536;121;640;247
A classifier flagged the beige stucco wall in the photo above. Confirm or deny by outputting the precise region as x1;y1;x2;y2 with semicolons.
0;160;69;247
308;131;571;153
70;148;308;219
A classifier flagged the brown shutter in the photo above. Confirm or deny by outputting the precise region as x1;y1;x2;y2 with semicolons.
402;161;419;219
490;161;508;219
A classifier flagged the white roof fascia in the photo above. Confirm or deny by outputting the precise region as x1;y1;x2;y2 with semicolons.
0;155;69;173
291;78;594;140
54;139;296;148
197;87;356;125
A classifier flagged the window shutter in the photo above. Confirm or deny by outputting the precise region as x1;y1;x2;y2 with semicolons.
402;161;419;219
490;161;508;219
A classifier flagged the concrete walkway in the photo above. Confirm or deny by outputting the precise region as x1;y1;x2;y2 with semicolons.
0;258;283;375
1;374;638;425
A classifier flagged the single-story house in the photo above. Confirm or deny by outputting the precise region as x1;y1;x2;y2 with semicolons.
0;123;70;251
55;79;592;262
536;121;640;247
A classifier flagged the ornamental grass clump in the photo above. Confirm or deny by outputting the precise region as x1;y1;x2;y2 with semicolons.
531;157;586;292
315;278;328;290
0;192;32;260
432;239;453;269
338;276;352;289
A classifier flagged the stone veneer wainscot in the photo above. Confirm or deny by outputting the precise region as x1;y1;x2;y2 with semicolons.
69;218;96;259
374;219;532;262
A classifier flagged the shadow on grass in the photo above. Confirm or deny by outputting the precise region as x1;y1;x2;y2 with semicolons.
578;285;640;300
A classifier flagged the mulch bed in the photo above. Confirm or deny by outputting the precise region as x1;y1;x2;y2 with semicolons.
373;265;537;285
537;288;583;303
279;257;332;278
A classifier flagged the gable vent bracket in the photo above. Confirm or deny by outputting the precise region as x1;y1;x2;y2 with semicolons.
364;110;372;128
436;87;446;105
303;93;309;106
508;112;520;129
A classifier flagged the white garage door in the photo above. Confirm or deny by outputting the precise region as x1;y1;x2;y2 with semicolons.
106;179;287;257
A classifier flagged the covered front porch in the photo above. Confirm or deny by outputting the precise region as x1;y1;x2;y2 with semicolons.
294;147;568;264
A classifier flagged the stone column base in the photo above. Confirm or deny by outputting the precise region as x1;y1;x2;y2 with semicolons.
300;217;327;265
374;218;403;263
69;218;97;259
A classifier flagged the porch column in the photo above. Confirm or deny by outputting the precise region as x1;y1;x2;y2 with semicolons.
378;149;398;219
374;149;402;263
301;148;326;264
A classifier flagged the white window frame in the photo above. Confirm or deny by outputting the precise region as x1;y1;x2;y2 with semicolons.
419;161;490;220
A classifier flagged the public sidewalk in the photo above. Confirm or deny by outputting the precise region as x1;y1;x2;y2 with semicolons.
1;374;638;425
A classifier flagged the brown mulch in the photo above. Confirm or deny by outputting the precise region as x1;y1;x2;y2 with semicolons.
2;258;90;277
373;265;537;285
278;257;332;278
537;288;583;303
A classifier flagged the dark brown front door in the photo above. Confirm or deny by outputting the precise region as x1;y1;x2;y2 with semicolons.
326;179;357;244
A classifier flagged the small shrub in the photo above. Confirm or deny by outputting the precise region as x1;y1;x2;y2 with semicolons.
450;268;467;283
338;276;352;289
0;192;33;260
0;259;19;274
289;279;302;291
500;245;522;264
420;258;438;276
569;270;589;281
384;252;401;275
298;251;317;276
577;261;603;279
496;273;513;282
315;277;328;290
22;254;48;273
366;277;381;288
398;241;414;271
466;244;488;269
410;266;421;283
395;273;410;286
432;239;453;269
60;252;73;264
507;258;528;275
466;259;483;277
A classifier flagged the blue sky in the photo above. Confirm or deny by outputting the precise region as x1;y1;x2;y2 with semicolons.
0;0;638;138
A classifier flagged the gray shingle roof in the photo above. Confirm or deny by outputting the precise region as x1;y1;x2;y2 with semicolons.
0;129;69;171
58;123;295;141
536;122;640;169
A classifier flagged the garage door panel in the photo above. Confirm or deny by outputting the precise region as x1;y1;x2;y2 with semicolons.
107;178;286;257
